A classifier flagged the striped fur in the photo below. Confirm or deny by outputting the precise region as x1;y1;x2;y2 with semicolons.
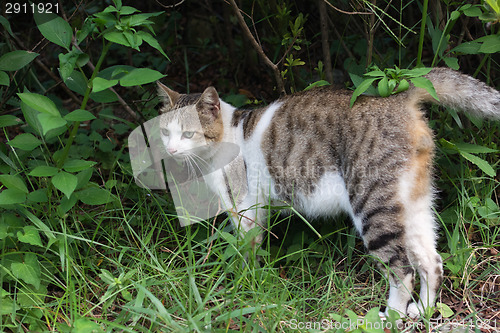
157;68;500;317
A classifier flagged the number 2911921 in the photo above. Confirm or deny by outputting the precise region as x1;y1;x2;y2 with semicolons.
5;2;59;14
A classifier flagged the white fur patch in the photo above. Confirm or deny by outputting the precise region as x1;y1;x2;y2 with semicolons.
398;167;441;316
241;102;282;201
294;172;351;218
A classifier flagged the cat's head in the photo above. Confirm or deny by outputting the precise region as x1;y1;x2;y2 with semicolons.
157;83;224;158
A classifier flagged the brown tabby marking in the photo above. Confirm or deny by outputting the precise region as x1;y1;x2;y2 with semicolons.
407;108;434;200
232;108;267;139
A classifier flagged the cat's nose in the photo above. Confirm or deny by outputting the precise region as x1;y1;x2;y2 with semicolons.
168;148;177;154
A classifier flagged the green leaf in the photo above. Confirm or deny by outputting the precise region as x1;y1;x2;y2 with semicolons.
0;174;28;193
463;5;483;17
363;70;385;77
0;71;9;86
76;168;93;190
459;152;496;177
99;139;115;152
119;68;166;86
77;187;114;205
0;15;14;37
0;115;23;127
58;195;78;216
119;6;140;15
0;50;39;71
65;71;118;103
52;171;78;199
455;143;498;154
436;302;454;318
361;307;385;333
136;31;169;59
403;67;433;77
387;79;397;92
34;12;72;49
0;296;19;316
0;189;26;205
76;18;96;45
18;207;56;240
58;49;80;81
350;77;377;107
478;35;500;53
92;77;119;93
304;80;330;91
20;100;44;136
17;93;61;117
485;0;500;13
28;189;48;203
29;166;59;177
37;113;67;135
99;269;115;285
64;109;96;121
11;253;41;289
410;77;439;101
7;133;42;151
451;41;481;55
105;179;117;189
72;318;103;333
395;79;410;93
16;284;47;308
63;160;97;172
123;13;159;27
450;10;461;20
377;76;390;97
123;30;141;50
102;5;119;13
17;226;43;247
104;31;131;48
94;65;135;81
443;57;459;70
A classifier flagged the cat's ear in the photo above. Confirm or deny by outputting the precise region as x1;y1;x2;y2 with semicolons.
196;87;220;119
157;82;181;108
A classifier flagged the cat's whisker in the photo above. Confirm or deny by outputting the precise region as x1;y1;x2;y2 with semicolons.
189;152;212;172
189;154;210;178
184;155;198;180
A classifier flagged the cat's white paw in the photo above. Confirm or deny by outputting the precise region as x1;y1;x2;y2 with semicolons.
406;302;423;319
379;311;387;320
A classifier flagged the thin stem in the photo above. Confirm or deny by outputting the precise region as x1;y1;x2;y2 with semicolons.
57;41;110;169
417;0;429;67
318;0;333;83
430;20;450;68
473;54;489;79
228;0;286;95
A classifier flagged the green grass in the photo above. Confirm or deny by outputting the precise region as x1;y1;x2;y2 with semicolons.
1;104;498;332
3;155;498;333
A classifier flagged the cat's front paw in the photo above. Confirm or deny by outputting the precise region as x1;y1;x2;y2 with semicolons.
406;302;423;319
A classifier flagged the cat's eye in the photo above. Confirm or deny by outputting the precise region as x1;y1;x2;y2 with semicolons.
161;128;170;136
182;131;195;139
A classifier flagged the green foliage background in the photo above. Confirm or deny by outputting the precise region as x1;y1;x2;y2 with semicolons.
0;0;499;331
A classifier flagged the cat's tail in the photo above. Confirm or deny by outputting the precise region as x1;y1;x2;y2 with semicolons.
410;67;500;119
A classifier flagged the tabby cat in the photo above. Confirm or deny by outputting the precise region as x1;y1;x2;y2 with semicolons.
157;68;500;318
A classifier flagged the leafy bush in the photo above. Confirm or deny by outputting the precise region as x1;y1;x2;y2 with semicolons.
0;0;499;331
1;0;169;330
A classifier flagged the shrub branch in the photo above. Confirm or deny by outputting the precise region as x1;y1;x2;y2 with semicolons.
228;0;286;95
